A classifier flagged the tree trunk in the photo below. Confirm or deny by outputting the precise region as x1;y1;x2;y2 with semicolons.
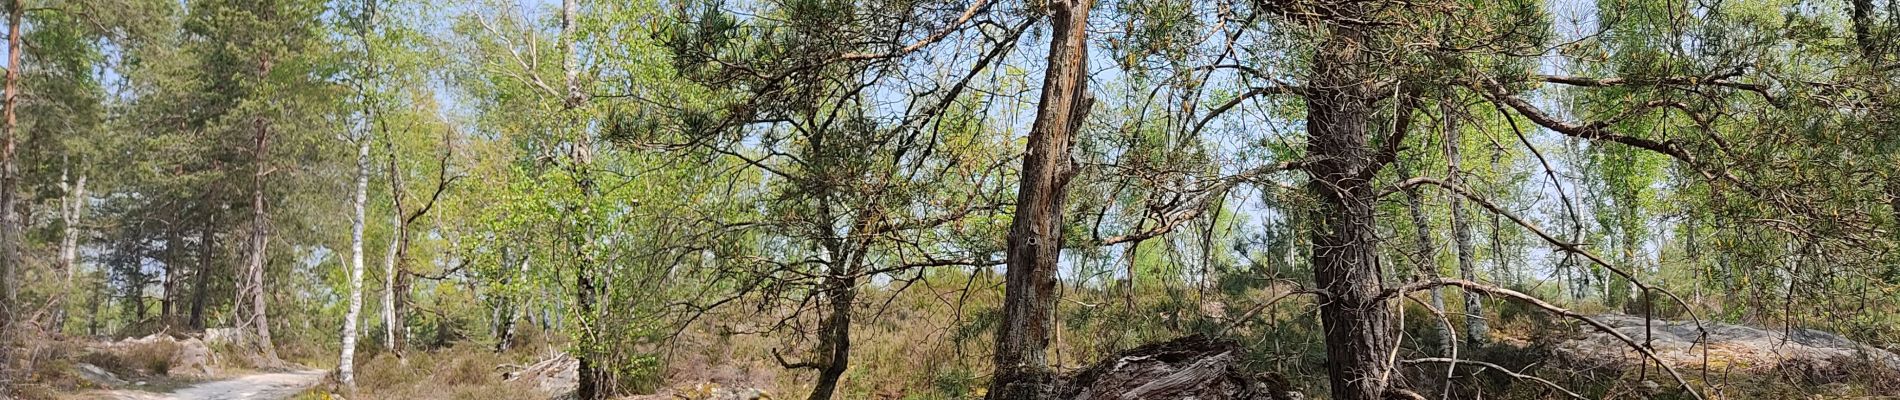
1402;186;1453;352
1444;102;1486;344
381;154;403;354
492;249;521;353
807;264;858;400
88;274;105;336
558;1;609;398
162;226;183;327
57;163;88;332
127;222;151;322
1489;149;1510;287
190;218;214;331
0;0;24;334
246;54;281;360
572;160;602;400
1304;14;1401;400
987;2;1093;399
338;136;371;390
1851;0;1879;57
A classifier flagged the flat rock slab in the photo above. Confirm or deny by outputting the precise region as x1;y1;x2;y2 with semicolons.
95;370;325;400
1557;315;1900;373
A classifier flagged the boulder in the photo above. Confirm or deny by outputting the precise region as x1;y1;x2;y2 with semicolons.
170;337;216;377
203;327;242;345
1555;314;1900;374
105;332;218;377
75;362;130;387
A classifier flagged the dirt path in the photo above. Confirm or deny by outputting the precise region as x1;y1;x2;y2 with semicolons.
96;370;325;400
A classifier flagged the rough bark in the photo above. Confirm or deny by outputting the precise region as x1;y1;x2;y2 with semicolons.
88;273;104;335
1444;103;1486;344
0;0;22;335
1851;0;1879;57
806;263;859;400
1056;336;1293;400
162;226;183;326
126;221;150;322
245;51;281;360
987;2;1094;399
1304;11;1402;400
338;136;371;389
190;218;214;331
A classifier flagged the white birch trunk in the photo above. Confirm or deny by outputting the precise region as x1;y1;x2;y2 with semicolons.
1444;102;1487;344
338;136;371;388
55;163;87;331
381;184;401;351
59;166;86;282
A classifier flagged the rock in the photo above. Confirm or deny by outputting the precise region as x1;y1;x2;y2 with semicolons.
1056;335;1297;400
171;337;217;377
76;363;130;387
503;353;578;397
670;383;768;400
714;387;767;400
1555;314;1900;374
104;332;218;377
203;327;242;345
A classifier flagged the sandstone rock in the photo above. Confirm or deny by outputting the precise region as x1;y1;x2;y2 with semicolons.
1555;314;1900;374
76;362;129;387
104;332;218;377
171;337;217;377
203;327;242;345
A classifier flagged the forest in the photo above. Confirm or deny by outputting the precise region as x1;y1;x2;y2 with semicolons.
1;0;1899;399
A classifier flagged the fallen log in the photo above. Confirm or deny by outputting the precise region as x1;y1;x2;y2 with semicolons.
1057;335;1301;400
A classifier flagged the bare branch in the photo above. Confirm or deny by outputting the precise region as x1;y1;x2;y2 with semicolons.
1381;278;1703;400
1187;84;1303;137
1401;358;1588;400
1097;158;1311;246
1533;69;1779;106
837;0;991;61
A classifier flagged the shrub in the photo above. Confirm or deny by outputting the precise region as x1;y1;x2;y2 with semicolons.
123;340;181;375
436;354;494;386
77;351;129;375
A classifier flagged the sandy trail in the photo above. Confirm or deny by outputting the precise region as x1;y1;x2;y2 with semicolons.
95;370;325;400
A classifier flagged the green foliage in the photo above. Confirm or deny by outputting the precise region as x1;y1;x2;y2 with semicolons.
11;0;1900;399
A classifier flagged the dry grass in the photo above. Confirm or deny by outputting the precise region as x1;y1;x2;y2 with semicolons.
348;343;546;400
123;340;181;376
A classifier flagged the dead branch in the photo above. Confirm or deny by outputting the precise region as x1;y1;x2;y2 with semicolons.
1401;358;1589;400
1379;278;1702;400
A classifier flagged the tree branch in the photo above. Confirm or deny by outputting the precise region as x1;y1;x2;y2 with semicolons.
1380;278;1702;400
1533;68;1779;106
837;0;992;61
1096;158;1310;246
1400;358;1588;400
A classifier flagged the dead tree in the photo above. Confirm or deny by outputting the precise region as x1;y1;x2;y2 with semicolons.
987;1;1095;399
